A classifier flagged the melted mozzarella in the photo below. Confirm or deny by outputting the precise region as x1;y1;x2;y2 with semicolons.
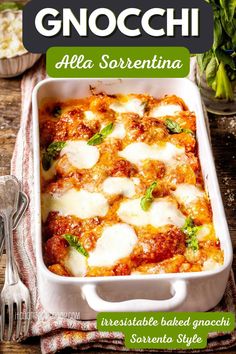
117;198;185;227
203;258;221;271
84;111;97;121
41;189;109;222
109;122;126;139
88;224;138;267
102;177;135;198
119;142;185;166
197;224;211;241
60;140;99;169
150;104;182;118
64;247;87;277
132;177;140;186
110;98;145;116
172;184;205;205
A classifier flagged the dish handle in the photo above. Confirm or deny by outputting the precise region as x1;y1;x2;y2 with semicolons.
82;280;187;312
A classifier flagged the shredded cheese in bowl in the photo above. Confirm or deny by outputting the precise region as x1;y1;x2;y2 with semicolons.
0;10;27;59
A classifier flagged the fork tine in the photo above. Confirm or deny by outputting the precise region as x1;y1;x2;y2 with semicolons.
23;298;31;338
1;302;6;341
15;299;22;340
7;302;14;341
0;222;4;258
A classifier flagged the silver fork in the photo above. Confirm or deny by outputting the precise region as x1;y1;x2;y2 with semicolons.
0;176;31;341
0;191;29;258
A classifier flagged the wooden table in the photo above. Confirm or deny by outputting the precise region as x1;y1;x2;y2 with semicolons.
0;70;235;354
0;0;235;347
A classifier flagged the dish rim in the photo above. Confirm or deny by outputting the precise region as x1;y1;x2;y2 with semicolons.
32;77;233;284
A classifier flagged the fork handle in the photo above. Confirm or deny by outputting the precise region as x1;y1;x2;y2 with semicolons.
2;214;19;285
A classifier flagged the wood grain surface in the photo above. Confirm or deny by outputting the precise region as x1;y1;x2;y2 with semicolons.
0;0;235;352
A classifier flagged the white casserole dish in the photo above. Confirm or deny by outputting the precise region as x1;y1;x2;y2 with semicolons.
32;78;233;319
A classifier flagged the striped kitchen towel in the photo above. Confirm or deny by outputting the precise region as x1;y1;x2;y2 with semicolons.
10;57;236;354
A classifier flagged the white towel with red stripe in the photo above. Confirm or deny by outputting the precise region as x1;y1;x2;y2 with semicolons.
11;57;236;354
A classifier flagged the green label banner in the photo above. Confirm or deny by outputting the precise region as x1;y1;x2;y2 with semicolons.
46;47;190;78
97;312;235;350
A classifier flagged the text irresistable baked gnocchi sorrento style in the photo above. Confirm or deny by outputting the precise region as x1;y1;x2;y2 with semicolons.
39;93;223;277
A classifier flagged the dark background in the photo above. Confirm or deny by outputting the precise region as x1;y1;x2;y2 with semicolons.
23;0;213;53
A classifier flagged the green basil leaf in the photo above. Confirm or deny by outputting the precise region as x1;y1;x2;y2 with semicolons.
186;236;199;252
220;0;236;21
140;182;157;211
63;234;89;257
215;62;234;101
181;217;200;252
140;197;153;211
182;216;194;229
47;141;66;156
87;123;114;146
165;119;193;135
213;18;223;50
196;50;212;74
146;181;157;199
52;105;62;117
42;153;52;171
100;122;114;137
0;2;23;11
215;48;236;70
165;119;182;133
42;141;66;171
87;133;104;146
232;29;236;48
206;56;219;89
182;128;194;134
227;67;236;81
196;54;205;74
220;11;236;41
141;101;148;113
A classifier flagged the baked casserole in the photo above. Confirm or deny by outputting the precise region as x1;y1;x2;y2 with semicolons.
39;93;224;277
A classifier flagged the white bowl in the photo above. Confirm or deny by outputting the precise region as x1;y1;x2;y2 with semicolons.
0;52;41;78
32;78;233;319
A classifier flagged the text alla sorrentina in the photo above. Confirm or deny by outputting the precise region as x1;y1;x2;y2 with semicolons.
55;54;183;70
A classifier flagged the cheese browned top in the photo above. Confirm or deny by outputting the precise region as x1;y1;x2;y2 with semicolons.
40;93;223;277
